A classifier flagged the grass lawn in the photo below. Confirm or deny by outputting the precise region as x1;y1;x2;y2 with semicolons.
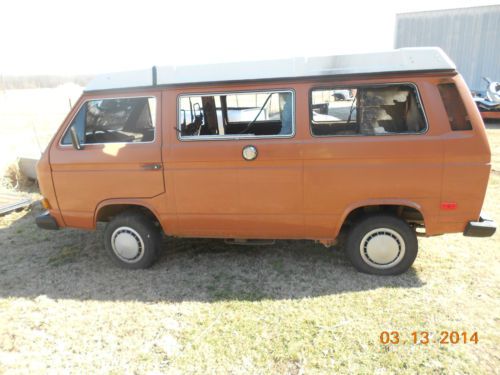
0;125;499;374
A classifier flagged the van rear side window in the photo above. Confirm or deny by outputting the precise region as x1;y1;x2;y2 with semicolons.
438;83;472;131
177;90;294;139
310;84;427;136
62;97;156;145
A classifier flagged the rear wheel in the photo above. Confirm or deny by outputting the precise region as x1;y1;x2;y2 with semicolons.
104;211;161;269
345;215;418;275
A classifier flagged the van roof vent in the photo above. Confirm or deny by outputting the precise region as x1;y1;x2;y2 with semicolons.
85;47;456;92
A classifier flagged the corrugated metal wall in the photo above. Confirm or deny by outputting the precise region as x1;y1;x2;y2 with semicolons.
395;5;500;92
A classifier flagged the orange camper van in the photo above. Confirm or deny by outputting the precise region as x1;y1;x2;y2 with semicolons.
35;47;496;275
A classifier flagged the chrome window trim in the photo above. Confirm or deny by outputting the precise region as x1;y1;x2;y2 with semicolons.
176;89;296;141
58;95;158;147
308;82;429;138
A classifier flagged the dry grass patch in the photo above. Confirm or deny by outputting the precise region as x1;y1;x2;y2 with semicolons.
1;160;37;193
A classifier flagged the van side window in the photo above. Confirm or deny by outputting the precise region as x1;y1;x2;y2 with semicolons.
310;85;427;136
62;97;156;145
438;83;472;131
178;91;293;138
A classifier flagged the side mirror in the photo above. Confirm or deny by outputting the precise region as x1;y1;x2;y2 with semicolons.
70;127;83;150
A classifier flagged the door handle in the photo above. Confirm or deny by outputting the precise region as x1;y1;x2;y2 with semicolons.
242;145;258;161
142;163;162;170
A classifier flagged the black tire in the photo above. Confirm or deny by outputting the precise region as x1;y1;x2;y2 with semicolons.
104;211;161;269
345;214;418;275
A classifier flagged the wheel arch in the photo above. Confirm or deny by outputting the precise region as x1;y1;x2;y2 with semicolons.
94;199;164;232
336;199;427;238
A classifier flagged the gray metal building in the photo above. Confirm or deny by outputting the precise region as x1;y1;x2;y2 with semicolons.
395;5;500;92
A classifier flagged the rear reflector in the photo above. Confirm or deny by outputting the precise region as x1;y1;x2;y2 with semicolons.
440;202;457;210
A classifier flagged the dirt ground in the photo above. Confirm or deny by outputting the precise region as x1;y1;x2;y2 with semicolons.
0;124;499;374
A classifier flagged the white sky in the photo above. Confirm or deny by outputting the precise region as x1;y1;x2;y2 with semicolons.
1;0;499;75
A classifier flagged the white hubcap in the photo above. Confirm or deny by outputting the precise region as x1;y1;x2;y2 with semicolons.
111;227;145;263
360;228;405;269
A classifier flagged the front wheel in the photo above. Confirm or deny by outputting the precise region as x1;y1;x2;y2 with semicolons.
104;211;161;269
345;215;418;275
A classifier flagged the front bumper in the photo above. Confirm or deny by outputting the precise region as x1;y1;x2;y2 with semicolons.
35;211;59;230
463;212;496;237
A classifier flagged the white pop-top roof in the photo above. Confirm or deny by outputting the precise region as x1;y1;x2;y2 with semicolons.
85;47;456;92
